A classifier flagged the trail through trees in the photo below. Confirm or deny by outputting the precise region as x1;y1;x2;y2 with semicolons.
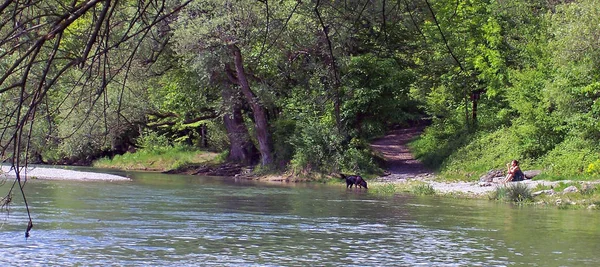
370;126;434;181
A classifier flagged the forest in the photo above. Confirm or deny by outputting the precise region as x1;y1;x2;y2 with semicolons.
1;0;599;181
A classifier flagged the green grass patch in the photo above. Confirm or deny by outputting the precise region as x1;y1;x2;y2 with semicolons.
368;181;437;197
93;146;219;172
411;183;436;196
370;183;400;196
489;183;533;203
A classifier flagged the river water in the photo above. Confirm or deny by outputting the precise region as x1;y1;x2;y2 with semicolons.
1;171;599;266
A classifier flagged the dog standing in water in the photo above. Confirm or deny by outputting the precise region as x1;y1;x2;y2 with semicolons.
340;174;368;189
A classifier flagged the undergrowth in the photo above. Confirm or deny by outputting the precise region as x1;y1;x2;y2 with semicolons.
93;146;218;171
368;182;437;196
489;183;533;203
411;183;436;195
410;122;600;182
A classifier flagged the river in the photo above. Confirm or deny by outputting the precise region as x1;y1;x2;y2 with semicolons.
1;170;599;266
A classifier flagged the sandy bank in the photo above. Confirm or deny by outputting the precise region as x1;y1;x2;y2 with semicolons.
1;166;130;181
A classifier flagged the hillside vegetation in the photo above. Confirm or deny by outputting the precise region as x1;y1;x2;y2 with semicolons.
0;0;598;181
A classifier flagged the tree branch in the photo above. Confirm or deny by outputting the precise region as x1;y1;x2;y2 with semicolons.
424;0;465;72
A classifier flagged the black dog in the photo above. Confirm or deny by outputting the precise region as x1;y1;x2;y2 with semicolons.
340;174;368;189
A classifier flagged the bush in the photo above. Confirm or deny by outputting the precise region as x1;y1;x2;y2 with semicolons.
289;120;343;173
409;118;473;170
136;131;171;152
489;186;508;200
585;159;600;176
490;183;532;203
541;136;600;178
340;145;380;174
271;118;297;169
506;183;533;202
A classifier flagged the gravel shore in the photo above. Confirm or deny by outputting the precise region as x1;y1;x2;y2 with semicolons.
1;165;130;181
375;173;566;196
427;179;563;195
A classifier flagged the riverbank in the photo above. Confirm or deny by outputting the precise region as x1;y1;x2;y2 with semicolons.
1;165;130;181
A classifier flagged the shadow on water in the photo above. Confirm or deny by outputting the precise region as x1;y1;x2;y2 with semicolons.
1;169;600;266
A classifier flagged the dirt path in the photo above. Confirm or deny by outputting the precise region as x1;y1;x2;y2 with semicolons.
369;125;568;195
369;125;434;181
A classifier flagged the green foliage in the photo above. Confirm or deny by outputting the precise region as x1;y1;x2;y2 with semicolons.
506;183;533;203
489;186;507;201
341;55;420;138
490;183;532;203
5;0;600;183
371;183;399;196
409;118;473;170
369;182;436;197
586;160;600;176
286;117;380;174
540;137;600;179
41;79;146;163
411;183;436;196
339;144;380;175
289;120;343;173
94;130;221;171
136;132;172;152
414;0;600;180
271;119;297;169
440;128;517;179
205;121;229;152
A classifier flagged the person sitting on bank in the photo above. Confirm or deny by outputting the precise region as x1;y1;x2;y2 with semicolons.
504;160;525;182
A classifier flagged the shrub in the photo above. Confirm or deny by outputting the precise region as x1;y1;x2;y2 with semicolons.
289;120;343;173
541;136;600;178
586;159;600;176
409;117;474;171
489;186;508;200
506;183;533;202
271;118;297;168
491;183;532;203
340;146;380;174
136;131;171;152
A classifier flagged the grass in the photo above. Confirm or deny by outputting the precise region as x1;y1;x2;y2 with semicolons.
93;146;219;172
370;183;400;196
411;183;436;195
489;182;533;203
410;122;600;183
368;181;437;197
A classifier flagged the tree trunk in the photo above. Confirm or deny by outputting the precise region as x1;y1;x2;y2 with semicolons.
200;124;208;148
222;87;258;165
229;44;273;166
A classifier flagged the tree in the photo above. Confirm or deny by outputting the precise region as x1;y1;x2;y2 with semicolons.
173;1;317;166
0;0;192;238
